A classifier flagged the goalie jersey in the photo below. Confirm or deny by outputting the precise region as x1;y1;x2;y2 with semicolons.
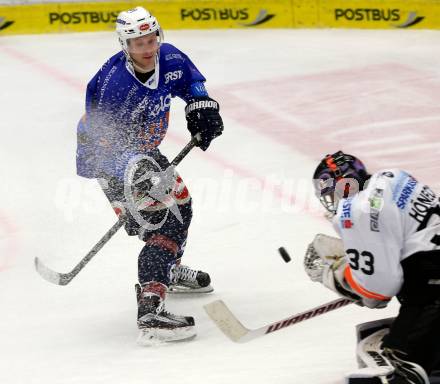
332;169;440;301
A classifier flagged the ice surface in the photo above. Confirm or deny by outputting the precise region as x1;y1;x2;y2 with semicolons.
0;28;439;384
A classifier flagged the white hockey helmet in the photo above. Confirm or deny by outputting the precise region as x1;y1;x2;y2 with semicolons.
116;7;163;53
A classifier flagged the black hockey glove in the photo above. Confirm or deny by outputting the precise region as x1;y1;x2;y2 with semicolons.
185;97;223;151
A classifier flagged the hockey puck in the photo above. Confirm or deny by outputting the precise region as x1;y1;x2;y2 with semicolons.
278;247;291;263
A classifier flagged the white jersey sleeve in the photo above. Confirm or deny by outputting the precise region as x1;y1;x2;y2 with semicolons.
332;169;440;301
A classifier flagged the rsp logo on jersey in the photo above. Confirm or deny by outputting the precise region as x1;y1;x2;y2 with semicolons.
49;11;119;25
340;199;353;229
164;70;183;84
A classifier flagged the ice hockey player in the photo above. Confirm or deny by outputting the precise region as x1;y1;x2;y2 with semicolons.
76;6;223;345
305;150;440;383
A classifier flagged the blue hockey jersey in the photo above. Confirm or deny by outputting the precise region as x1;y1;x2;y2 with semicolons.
76;43;207;180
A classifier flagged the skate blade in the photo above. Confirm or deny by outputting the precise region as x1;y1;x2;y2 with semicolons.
167;284;214;294
136;326;197;346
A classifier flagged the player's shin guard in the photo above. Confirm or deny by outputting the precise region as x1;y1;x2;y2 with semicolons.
138;234;178;285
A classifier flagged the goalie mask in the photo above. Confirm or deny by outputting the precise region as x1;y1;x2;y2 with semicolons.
313;151;370;214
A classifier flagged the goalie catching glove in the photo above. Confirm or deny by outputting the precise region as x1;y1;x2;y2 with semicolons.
304;234;389;309
185;97;224;151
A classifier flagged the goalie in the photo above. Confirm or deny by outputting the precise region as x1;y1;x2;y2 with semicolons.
306;151;440;384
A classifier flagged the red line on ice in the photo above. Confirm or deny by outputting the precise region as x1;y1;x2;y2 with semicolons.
214;63;440;189
1;45;318;217
1;45;85;92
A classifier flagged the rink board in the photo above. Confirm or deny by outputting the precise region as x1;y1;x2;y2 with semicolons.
1;0;440;35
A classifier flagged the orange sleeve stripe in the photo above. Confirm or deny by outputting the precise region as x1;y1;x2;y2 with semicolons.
344;265;391;301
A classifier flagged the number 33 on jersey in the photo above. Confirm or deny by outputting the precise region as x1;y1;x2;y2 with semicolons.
333;169;440;301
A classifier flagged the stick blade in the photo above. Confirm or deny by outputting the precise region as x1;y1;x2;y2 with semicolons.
34;257;68;286
203;300;249;342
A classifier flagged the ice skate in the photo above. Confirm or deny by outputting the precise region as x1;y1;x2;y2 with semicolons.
168;264;213;294
136;282;196;346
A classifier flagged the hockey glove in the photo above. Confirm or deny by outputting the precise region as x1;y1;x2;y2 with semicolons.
304;234;389;308
320;255;390;308
304;234;346;282
321;260;364;305
185;97;223;151
304;234;363;305
323;261;390;309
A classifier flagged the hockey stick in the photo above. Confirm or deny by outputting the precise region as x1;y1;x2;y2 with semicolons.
204;297;352;343
35;135;200;286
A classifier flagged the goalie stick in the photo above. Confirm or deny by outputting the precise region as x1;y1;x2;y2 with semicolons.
35;135;200;286
204;297;352;343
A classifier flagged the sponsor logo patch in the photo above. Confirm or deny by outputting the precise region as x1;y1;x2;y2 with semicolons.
369;188;384;232
164;70;183;84
381;171;394;178
139;23;150;31
340;198;353;229
396;177;418;210
165;53;184;61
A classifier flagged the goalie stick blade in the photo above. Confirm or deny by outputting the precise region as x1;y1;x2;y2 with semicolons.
203;300;251;342
34;257;71;286
204;297;353;343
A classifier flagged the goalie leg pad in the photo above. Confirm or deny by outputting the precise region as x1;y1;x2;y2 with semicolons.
356;318;395;347
347;324;430;384
355;318;395;369
346;369;394;384
356;328;395;374
346;327;394;384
